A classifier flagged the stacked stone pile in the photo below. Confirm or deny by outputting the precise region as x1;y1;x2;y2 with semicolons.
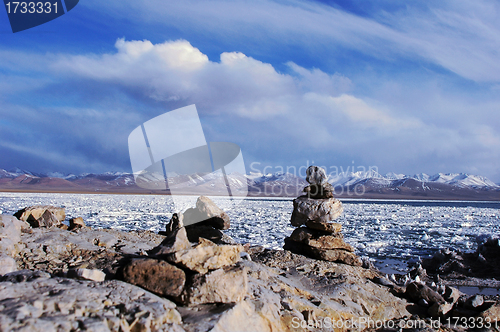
284;166;362;266
161;196;235;245
125;196;247;306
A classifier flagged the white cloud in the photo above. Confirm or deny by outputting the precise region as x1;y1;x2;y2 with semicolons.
303;93;422;129
52;39;411;127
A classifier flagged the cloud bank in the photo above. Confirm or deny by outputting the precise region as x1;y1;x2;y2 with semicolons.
1;37;499;181
84;0;500;83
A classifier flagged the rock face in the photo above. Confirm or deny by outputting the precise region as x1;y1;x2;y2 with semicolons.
0;203;428;331
0;273;183;332
5;202;500;330
285;166;361;266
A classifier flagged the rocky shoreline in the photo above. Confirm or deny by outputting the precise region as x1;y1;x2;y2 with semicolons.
1;169;500;331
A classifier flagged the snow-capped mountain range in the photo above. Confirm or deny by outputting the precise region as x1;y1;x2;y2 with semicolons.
327;171;500;190
0;167;498;199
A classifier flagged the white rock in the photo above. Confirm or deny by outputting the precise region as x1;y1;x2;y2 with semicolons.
69;268;106;282
0;255;17;275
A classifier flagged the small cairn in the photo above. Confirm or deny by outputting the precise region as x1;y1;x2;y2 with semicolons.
161;196;235;244
126;196;247;306
284;166;362;266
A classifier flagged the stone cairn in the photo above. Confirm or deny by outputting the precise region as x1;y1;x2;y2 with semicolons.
159;196;236;245
125;196;247;306
284;166;362;266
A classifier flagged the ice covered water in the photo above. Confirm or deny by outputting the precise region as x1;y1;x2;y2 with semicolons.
1;193;499;272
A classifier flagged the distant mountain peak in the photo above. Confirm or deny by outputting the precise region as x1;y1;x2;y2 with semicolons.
0;167;498;199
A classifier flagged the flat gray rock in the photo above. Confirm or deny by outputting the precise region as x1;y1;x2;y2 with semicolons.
0;277;183;332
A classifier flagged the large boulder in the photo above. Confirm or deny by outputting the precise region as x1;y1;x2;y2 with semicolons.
167;238;243;274
290;196;343;227
14;205;66;224
123;258;186;297
27;209;60;228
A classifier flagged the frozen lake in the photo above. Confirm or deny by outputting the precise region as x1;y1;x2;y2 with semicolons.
1;192;499;273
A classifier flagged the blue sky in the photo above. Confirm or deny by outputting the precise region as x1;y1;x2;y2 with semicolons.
1;0;500;181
